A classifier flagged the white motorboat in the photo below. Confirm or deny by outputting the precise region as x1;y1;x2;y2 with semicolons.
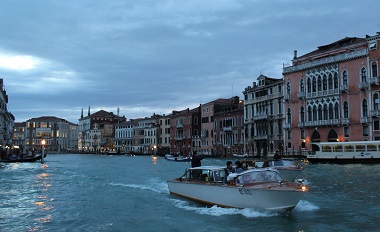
165;154;191;162
167;166;308;212
233;153;248;158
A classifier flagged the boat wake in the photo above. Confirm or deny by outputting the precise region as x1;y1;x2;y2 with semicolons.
294;200;319;212
109;178;169;194
169;199;276;218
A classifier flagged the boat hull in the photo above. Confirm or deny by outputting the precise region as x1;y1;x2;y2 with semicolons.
0;154;46;163
165;155;191;162
167;180;305;211
307;157;380;164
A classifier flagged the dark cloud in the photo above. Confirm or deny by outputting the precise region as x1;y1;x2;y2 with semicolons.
1;0;379;123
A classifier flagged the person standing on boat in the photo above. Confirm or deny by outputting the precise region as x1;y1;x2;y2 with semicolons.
223;161;235;184
191;151;204;168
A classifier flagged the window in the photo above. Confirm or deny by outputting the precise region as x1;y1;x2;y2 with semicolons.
287;130;291;139
317;76;322;92
374;93;379;110
287;108;291;124
307;78;311;93
334;73;338;89
374;120;380;131
363;99;368;117
372;62;378;78
361;67;367;82
312;77;316;92
300;79;304;92
300;130;305;139
363;126;369;136
344;101;349;118
328;74;333;89
300;106;305;122
342;70;348;85
344;127;349;137
334;103;339;119
318;105;322;120
287;82;291;95
323;75;327;90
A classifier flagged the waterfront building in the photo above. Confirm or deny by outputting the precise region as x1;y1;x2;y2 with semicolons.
213;96;244;157
282;34;380;152
243;75;284;157
129;116;159;154
114;119;135;153
170;107;201;156
78;108;126;153
13;122;26;150
158;114;171;155
200;98;234;156
0;79;14;149
25;116;78;153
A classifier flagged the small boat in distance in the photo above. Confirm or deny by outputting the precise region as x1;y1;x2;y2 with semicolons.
165;154;191;162
167;166;308;212
0;153;46;163
232;153;248;158
308;141;380;164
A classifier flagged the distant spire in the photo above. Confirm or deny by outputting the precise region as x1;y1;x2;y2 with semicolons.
81;108;83;118
117;106;120;116
88;106;90;116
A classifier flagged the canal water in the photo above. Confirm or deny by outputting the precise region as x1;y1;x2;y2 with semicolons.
0;154;379;232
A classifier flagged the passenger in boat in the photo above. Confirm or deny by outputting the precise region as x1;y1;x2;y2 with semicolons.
261;160;270;168
191;152;204;168
235;161;244;173
242;162;249;171
223;161;235;184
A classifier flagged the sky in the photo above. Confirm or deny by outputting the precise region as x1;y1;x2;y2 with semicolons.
1;0;379;124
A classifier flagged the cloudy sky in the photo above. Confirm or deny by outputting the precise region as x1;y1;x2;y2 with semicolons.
1;0;379;123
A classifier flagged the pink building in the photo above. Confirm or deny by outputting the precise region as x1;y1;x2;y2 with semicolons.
282;34;380;152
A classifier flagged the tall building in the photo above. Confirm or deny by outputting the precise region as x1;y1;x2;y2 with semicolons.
213;96;244;157
78;108;126;153
282;34;380;152
115;119;135;153
0;79;14;148
170;107;201;156
158;114;171;155
243;75;284;157
25;116;78;153
13;122;25;149
200;98;234;156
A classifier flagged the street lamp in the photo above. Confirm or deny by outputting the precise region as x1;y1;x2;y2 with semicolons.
153;145;157;156
41;139;46;164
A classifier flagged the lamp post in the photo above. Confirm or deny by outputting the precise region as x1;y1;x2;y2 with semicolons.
41;139;46;164
153;145;157;156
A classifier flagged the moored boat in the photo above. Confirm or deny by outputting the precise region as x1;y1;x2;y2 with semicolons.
232;153;248;158
167;166;308;211
165;154;191;162
0;154;46;163
307;141;380;164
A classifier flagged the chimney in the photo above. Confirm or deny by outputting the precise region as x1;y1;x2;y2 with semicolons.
293;50;297;59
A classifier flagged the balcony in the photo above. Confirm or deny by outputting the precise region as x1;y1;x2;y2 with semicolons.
370;109;380;117
298;122;305;128
253;114;268;121
359;82;369;90
175;136;185;141
176;123;183;128
370;77;379;85
360;117;369;124
223;126;232;132
340;84;348;93
253;135;268;140
284;94;291;101
283;123;291;130
297;92;305;99
341;118;350;125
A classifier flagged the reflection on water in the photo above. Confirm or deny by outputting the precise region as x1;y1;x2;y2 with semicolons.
33;165;54;225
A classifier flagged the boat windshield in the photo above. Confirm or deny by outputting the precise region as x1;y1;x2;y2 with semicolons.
237;171;281;184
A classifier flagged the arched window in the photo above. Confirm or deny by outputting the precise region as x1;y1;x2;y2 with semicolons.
307;78;312;93
287;108;291;124
300;106;305;122
308;106;312;121
334;73;338;89
312;77;316;92
318;105;322;121
323;75;327;91
317;76;322;92
361;67;367;82
372;62;378;78
313;105;317;121
323;104;328;120
342;70;348;85
374;93;379;110
328;73;333;89
300;79;304;92
329;103;333;119
287;82;291;95
344;101;349;118
334;103;339;119
363;99;368;117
